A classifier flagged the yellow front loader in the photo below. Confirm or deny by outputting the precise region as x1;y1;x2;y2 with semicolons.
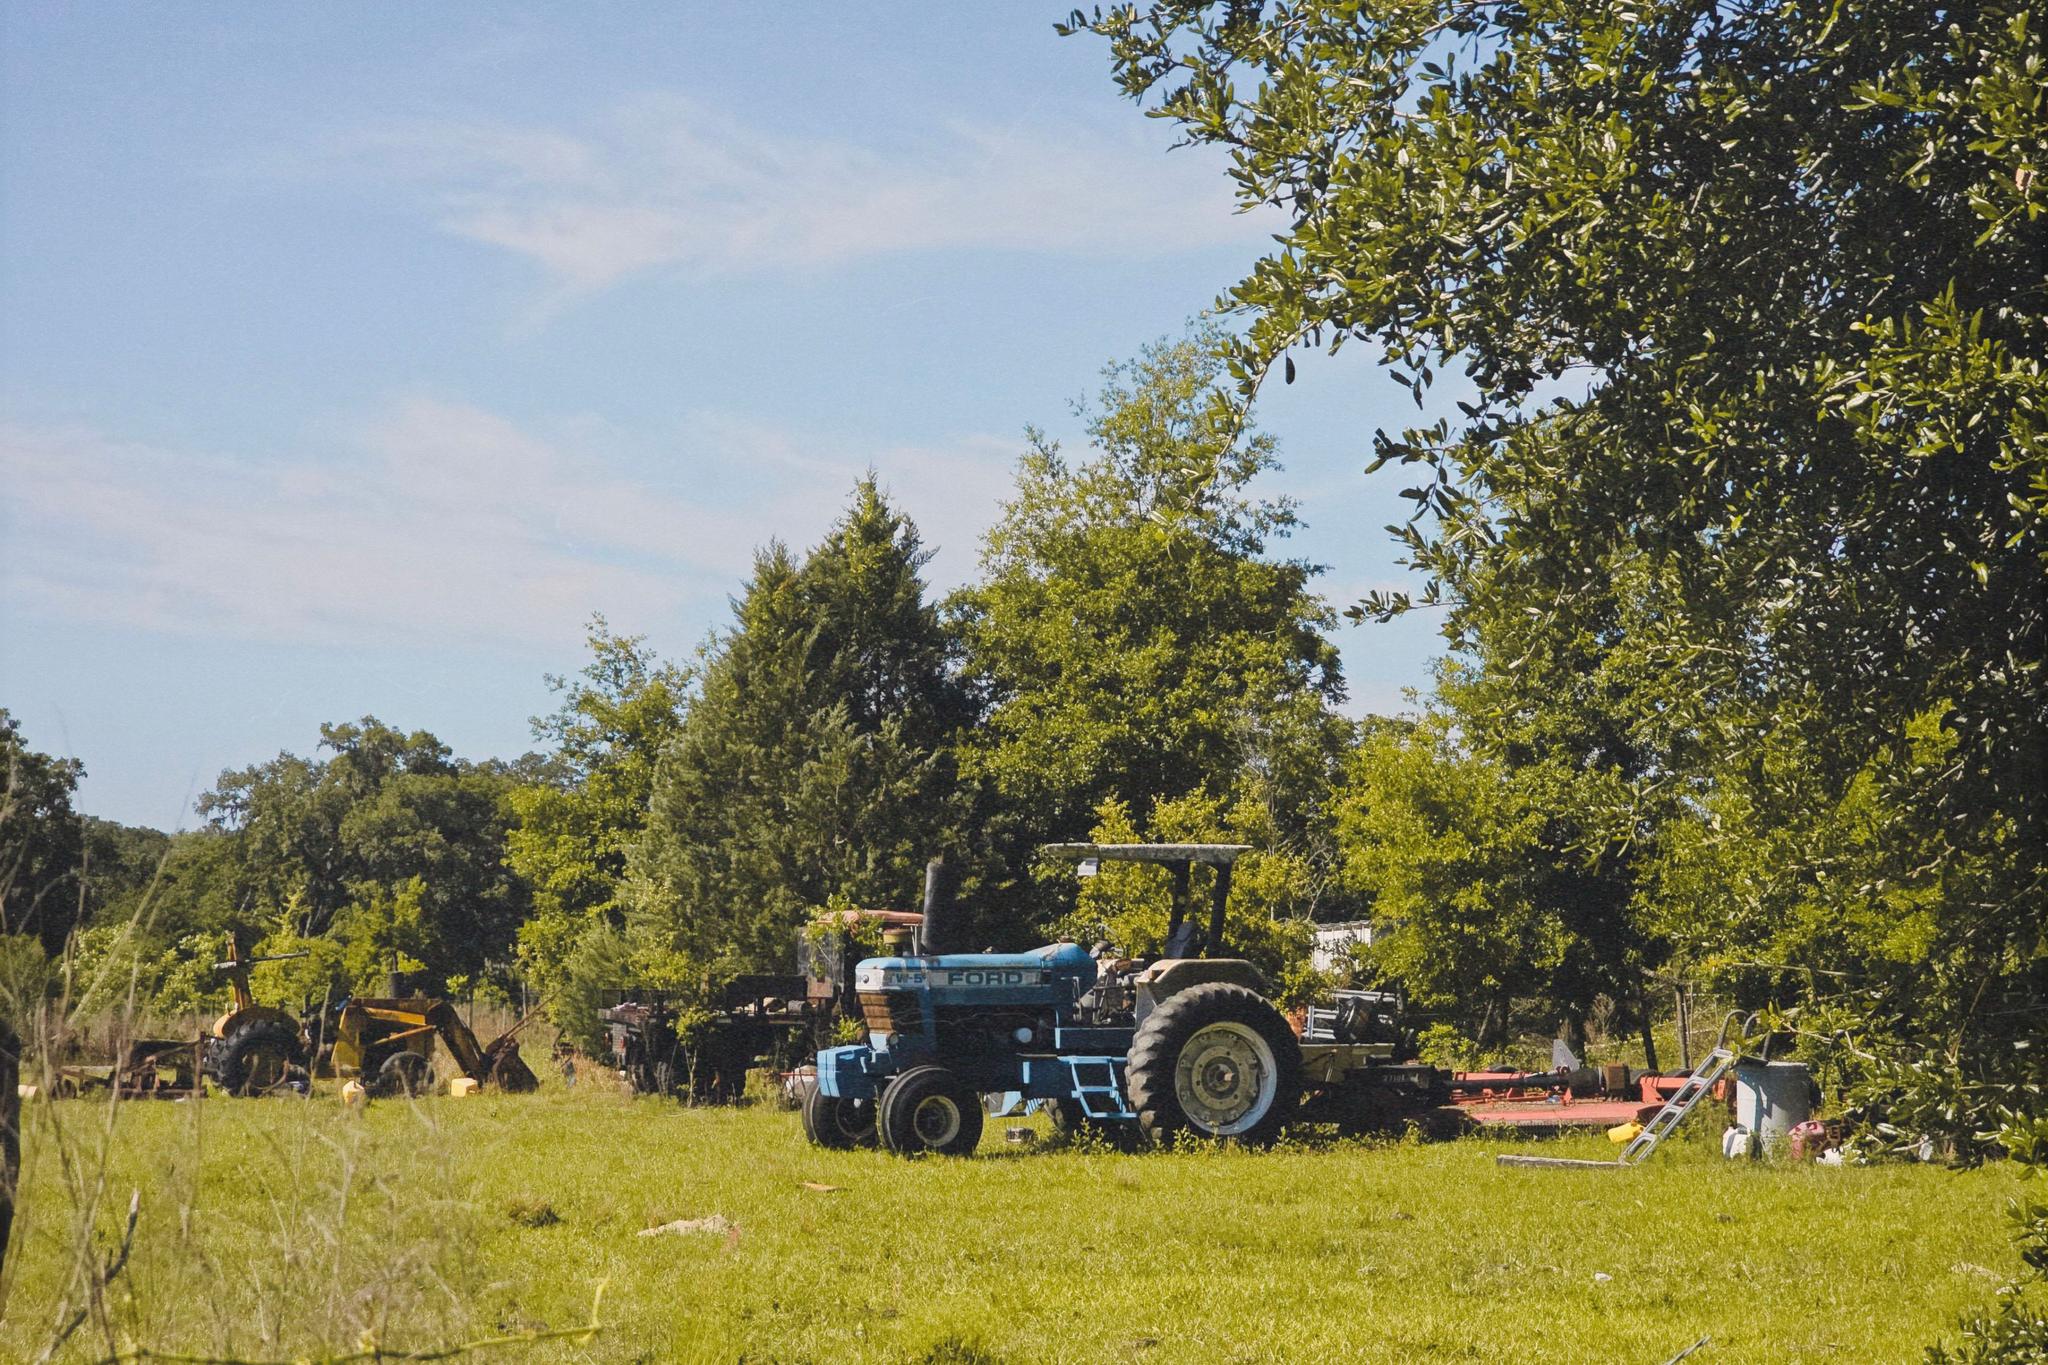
329;996;540;1097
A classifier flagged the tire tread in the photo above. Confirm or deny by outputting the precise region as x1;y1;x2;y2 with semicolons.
1125;981;1302;1147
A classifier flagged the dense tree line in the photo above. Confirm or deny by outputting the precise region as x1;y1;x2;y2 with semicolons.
1065;1;2042;1351
0;335;1364;1042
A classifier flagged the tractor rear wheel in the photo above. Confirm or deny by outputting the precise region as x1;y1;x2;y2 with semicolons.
801;1081;878;1149
212;1020;302;1096
1126;983;1302;1147
372;1050;434;1098
878;1065;984;1157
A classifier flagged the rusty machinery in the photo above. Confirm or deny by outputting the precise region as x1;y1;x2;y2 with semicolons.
200;935;540;1098
327;995;540;1097
55;1037;206;1100
601;908;923;1102
201;936;315;1095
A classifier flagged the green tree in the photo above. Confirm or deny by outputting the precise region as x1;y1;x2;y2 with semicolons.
0;709;84;959
626;479;975;980
78;817;172;926
1336;705;1653;1054
1073;0;2045;1135
197;718;525;994
954;331;1347;847
507;618;691;1003
60;828;245;1022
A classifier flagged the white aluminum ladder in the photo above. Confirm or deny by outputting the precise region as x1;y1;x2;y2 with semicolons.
1496;1045;1738;1170
1620;1046;1738;1164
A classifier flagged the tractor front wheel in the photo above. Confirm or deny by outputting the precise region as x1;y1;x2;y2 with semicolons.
801;1082;878;1149
1126;982;1302;1147
878;1066;984;1157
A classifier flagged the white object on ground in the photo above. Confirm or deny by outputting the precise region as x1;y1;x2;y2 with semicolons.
639;1214;733;1238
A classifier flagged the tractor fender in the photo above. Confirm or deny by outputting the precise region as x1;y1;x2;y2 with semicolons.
816;1043;880;1101
210;1005;300;1041
1133;959;1268;1027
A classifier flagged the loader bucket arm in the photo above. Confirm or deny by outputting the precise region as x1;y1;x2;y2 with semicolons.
430;1002;540;1093
425;1001;488;1076
335;999;540;1093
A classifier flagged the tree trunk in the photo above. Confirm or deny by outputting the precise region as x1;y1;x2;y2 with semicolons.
0;1017;19;1278
1675;986;1692;1071
1476;995;1501;1051
1636;987;1659;1072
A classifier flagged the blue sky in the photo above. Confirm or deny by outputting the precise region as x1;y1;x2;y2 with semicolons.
1;6;1448;830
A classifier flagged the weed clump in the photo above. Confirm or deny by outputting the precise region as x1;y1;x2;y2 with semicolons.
506;1197;562;1228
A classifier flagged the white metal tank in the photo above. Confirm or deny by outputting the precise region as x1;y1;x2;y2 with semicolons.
1733;1060;1812;1154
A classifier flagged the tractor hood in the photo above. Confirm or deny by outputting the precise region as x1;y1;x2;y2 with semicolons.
854;941;1096;998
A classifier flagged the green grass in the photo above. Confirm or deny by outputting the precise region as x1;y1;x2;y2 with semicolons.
2;1078;2025;1364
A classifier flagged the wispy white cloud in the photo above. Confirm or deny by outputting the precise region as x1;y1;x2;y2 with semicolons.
1;402;1020;650
336;94;1276;298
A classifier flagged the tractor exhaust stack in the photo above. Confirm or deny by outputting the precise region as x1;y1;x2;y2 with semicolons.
919;857;959;955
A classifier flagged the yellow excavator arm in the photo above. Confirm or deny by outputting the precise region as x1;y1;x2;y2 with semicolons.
332;998;539;1092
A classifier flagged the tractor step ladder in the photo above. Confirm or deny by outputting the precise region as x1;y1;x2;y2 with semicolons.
1496;1046;1738;1170
1067;1058;1132;1120
1619;1046;1736;1165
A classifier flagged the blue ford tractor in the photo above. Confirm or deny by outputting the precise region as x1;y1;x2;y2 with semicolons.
802;843;1442;1156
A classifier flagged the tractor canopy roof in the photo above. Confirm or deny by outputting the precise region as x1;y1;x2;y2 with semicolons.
813;909;924;928
1039;842;1252;867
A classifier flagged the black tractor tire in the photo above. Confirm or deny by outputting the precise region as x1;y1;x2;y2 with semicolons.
371;1050;434;1099
877;1065;984;1157
212;1020;303;1097
801;1081;878;1149
1126;982;1303;1148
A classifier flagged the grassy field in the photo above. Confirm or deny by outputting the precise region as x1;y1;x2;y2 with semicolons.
1;1071;2025;1364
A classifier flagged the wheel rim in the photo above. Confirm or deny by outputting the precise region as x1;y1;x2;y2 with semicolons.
833;1098;873;1141
1173;1021;1278;1136
910;1094;962;1147
246;1045;289;1090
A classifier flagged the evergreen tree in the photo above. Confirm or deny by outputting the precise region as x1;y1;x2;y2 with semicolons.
625;479;974;978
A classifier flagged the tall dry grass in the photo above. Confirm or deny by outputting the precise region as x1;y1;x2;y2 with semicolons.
0;818;597;1361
